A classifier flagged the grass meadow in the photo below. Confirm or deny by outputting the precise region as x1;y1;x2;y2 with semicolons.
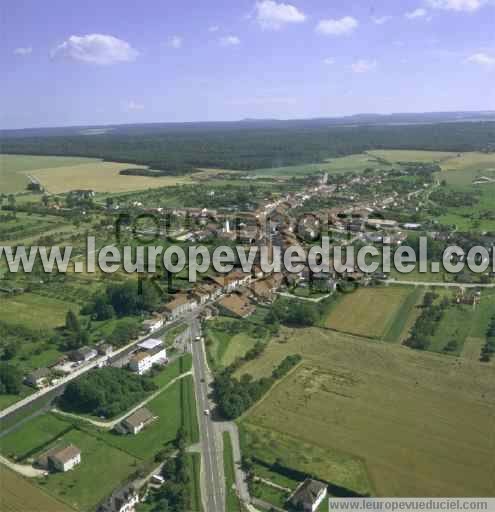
38;428;140;511
223;432;243;512
239;326;495;497
323;286;418;341
0;365;199;511
252;153;382;177
0;292;77;330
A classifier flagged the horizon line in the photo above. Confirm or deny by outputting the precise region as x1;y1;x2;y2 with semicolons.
2;109;495;133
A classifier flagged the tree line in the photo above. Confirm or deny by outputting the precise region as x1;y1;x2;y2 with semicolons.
59;367;157;418
213;354;302;420
404;292;449;350
481;315;495;362
2;121;494;174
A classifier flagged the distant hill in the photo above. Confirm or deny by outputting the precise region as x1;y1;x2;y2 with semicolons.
2;111;495;139
1;113;494;175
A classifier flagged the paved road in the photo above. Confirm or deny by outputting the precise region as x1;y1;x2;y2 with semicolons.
0;454;45;478
190;316;226;512
219;422;251;503
0;318;187;421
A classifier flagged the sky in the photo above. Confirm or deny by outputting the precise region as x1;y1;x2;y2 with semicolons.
1;0;495;129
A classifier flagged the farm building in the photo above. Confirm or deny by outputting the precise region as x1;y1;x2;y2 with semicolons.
287;479;328;512
25;368;50;389
121;407;155;435
38;445;82;473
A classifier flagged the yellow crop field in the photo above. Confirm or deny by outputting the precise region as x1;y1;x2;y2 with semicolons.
240;327;495;497
0;466;74;512
324;286;416;339
0;154;195;193
33;161;193;193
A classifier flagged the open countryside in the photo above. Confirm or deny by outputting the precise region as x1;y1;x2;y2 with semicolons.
323;286;421;341
2;68;495;512
0;154;196;194
240;327;495;497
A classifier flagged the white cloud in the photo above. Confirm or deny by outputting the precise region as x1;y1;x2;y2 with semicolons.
405;8;428;18
51;34;138;65
125;101;145;111
209;25;220;32
316;16;358;36
220;35;241;46
255;0;306;30
426;0;487;11
466;52;495;67
323;57;335;65
351;59;377;73
168;36;183;49
14;47;32;56
372;15;392;24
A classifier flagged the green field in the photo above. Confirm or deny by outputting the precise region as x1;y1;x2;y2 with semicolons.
239;327;495;497
324;286;417;340
0;413;140;511
367;149;457;164
38;428;140;511
0;466;75;512
240;422;372;497
98;375;197;460
428;289;495;356
252;153;383;177
206;316;266;369
0;357;199;511
187;453;203;512
250;479;290;509
0;413;72;461
0;292;78;330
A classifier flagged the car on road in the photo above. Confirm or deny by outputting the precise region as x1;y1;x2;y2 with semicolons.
204;409;210;416
195;336;201;341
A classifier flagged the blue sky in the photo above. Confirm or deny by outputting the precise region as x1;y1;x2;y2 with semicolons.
1;0;494;128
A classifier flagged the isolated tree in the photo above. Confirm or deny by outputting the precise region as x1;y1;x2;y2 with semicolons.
65;310;81;333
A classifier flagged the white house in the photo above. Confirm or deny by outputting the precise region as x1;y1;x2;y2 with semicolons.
128;352;152;375
208;270;251;294
137;338;163;351
48;445;81;473
97;485;139;512
163;294;198;320
70;346;98;363
142;315;164;333
288;479;328;512
129;341;167;375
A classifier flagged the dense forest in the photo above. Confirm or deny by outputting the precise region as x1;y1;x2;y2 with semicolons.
2;121;495;174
